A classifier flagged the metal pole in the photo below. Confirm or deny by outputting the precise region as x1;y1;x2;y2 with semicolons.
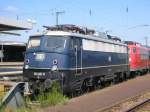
1;42;3;62
55;11;65;26
56;12;58;26
144;36;148;46
144;36;149;69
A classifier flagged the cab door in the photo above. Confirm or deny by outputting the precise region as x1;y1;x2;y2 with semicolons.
74;37;82;74
70;37;82;75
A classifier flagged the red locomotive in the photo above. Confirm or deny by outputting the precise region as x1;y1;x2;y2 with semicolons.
126;41;150;75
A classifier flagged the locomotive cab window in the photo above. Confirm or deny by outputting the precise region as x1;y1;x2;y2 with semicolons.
27;37;41;49
74;38;81;50
133;47;136;53
69;38;74;50
45;36;67;51
70;37;82;50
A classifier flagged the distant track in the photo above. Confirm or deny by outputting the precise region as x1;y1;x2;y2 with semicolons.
0;62;23;81
0;71;23;81
126;99;150;112
0;62;23;66
98;91;150;112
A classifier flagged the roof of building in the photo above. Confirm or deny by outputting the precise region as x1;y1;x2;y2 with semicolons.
0;41;26;46
0;17;32;31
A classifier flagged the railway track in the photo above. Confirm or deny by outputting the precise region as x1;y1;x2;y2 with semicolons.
0;72;23;81
126;99;150;112
40;74;150;112
98;91;150;112
0;62;23;66
0;62;23;81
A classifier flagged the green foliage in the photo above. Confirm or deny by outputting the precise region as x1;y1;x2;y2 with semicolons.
16;107;32;112
36;81;68;107
37;90;68;107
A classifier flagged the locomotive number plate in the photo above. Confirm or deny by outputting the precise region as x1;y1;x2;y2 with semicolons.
34;72;45;76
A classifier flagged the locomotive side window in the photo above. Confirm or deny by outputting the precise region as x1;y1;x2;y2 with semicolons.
83;39;127;53
116;45;120;53
69;37;82;50
133;47;136;53
69;38;74;50
83;39;95;51
27;37;40;49
72;37;82;51
140;48;149;60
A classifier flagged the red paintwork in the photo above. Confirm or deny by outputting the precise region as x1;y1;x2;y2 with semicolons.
128;43;150;72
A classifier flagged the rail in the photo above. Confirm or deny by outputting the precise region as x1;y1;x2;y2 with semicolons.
0;62;23;67
125;99;150;112
0;71;23;81
0;62;23;81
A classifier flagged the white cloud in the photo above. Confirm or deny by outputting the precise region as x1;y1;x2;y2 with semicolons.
3;5;19;13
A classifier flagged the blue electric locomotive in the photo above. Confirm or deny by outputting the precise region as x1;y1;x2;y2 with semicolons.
23;25;129;94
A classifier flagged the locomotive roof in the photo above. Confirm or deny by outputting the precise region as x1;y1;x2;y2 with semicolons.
31;30;127;46
125;41;150;49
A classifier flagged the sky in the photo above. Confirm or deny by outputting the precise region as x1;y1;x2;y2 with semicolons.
0;0;150;45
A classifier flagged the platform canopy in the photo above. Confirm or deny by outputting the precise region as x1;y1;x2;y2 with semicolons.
0;16;32;31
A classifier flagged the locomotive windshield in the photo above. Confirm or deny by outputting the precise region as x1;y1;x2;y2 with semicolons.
27;37;40;49
45;36;66;51
27;35;68;52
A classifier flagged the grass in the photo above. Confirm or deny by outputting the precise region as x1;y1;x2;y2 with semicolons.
0;81;68;112
37;90;68;107
36;81;69;107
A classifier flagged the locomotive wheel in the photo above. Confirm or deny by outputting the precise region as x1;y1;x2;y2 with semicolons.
81;80;90;93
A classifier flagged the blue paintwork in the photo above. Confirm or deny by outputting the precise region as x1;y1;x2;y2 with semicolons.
82;51;128;67
25;52;69;69
24;36;71;69
24;36;128;70
23;35;129;93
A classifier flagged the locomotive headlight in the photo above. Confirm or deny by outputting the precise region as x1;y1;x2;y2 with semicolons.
52;65;58;71
129;58;132;62
25;65;29;69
